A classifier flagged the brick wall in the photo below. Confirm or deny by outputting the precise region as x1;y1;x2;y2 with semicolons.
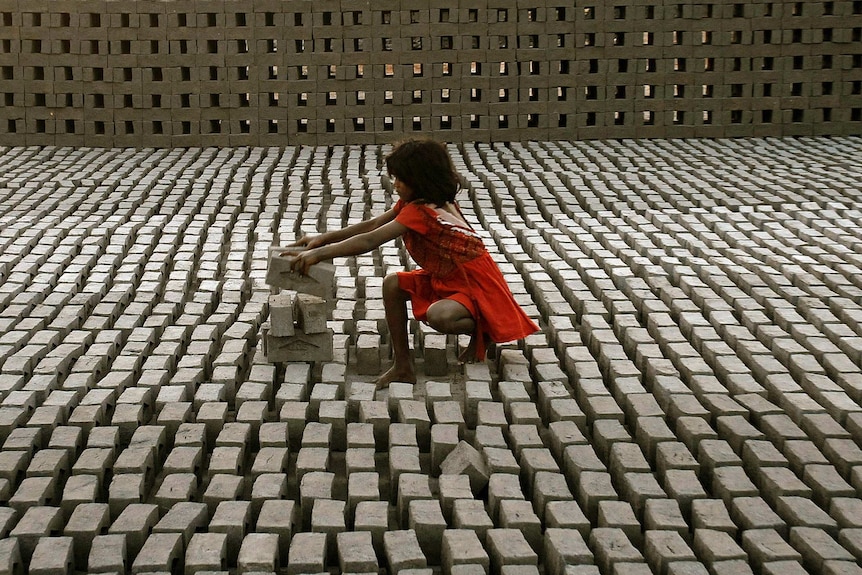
0;0;860;147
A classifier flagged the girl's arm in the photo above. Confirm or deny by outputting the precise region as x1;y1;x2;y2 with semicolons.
291;208;398;248
289;219;408;275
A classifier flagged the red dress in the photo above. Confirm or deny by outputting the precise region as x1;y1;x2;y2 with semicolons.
393;199;539;358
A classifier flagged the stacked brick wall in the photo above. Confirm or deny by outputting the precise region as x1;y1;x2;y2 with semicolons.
0;0;860;147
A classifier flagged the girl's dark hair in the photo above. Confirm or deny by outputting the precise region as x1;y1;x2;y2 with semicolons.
385;138;461;205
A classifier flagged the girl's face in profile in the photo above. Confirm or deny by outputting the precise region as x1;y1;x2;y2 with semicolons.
392;175;414;202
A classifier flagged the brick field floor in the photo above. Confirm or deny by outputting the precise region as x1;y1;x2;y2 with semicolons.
1;137;862;574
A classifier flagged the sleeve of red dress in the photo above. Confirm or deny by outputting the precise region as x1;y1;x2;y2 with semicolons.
394;202;429;234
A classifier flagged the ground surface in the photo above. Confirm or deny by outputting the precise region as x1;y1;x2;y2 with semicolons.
1;138;862;574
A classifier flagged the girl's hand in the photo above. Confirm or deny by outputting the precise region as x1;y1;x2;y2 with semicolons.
290;234;326;249
287;248;322;276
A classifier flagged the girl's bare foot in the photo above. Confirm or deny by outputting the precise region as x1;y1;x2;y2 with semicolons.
458;336;478;364
374;365;417;389
458;333;493;363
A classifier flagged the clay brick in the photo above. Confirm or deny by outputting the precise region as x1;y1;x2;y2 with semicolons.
185;532;228;574
238;532;279;573
29;536;74;575
336;531;379;573
108;503;159;559
644;530;697;575
451;499;495;545
87;534;127;574
63;502;110;569
486;529;539;573
131;532;183;574
588;527;643;573
741;529;803;570
440;441;489;493
256;500;297;565
597;501;642;547
384;530;428;574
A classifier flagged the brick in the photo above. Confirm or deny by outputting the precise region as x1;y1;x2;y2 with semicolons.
728;496;785;537
789;527;856;571
741;529;803;570
209;500;252;562
384;530;428;574
0;538;22;575
802;464;855;507
463;381;493;428
255;500;297;566
311;499;346;565
336;531;379;573
597;501;642;547
28;536;74;575
711;466;759;505
548;420;588;462
589;527;644;573
87;534;127;573
408;499;447;564
692;529;747;564
775;496;840;537
837;529;862;562
185;532;228;574
108;503;159;559
499;499;543;553
644;530;698;575
545;500;591;538
63;502;110;569
760;560;810;575
131;532;184;574
353;500;390;556
544;528;594;575
440;530;488;574
486;529;538;572
268;291;296;337
238;532;279;573
251;473;288;514
153;501;208;548
266;252;336;298
644;499;689;536
266;329;334;363
451;499;494;545
830;498;862;529
783;441;830;476
440;441;489;493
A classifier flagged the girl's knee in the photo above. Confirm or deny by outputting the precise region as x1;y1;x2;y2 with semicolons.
427;299;474;333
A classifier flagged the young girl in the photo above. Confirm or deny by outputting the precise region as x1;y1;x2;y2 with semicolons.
286;138;539;387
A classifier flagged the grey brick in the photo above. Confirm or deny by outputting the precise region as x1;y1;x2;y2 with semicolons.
185;532;228;574
692;499;737;538
789;527;856;572
740;529;803;570
543;528;593;575
238;533;279;574
10;506;64;562
597;501;642;547
441;529;489;574
486;529;539;573
384;530;427;574
451;499;494;545
132;532;183;574
87;533;127;573
287;532;327;575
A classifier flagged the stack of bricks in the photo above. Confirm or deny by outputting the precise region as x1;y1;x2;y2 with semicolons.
263;248;337;364
1;0;860;147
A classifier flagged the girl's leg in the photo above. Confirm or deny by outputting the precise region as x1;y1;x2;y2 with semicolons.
425;299;475;335
425;299;481;362
377;273;417;387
